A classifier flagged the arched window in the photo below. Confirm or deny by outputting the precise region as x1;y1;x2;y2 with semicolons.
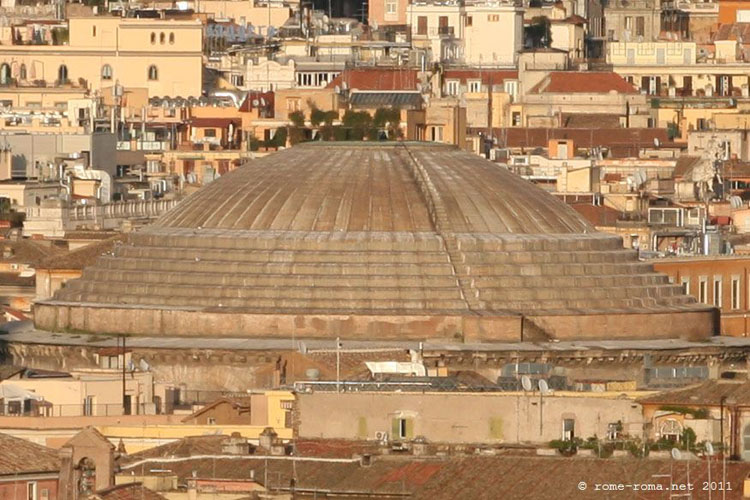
0;63;10;86
159;32;165;44
659;419;682;442
101;64;112;80
150;32;156;44
169;32;174;44
57;64;68;83
147;65;158;81
19;64;26;81
77;457;96;496
743;424;750;460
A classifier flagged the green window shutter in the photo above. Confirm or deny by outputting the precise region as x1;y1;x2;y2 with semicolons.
357;416;368;439
405;418;414;439
489;417;503;439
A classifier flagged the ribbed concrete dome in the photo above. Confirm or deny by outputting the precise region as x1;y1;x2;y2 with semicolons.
35;143;716;342
156;143;591;234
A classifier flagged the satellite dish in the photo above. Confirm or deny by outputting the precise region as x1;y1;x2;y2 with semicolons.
654;137;661;148
334;85;341;94
706;442;714;456
730;195;743;209
521;375;532;391
671;448;682;460
252;99;260;106
538;379;549;395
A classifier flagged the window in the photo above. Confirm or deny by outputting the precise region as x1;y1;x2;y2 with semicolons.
625;16;633;32
681;277;690;295
562;418;575;441
468;79;481;93
386;0;397;14
699;276;708;304
430;126;443;142
27;481;37;500
40;489;49;500
465;15;472;26
83;396;94;416
169;32;175;44
57;64;68;83
713;276;722;307
635;16;645;37
101;64;112;80
732;276;741;309
445;79;459;96
231;74;244;87
92;26;96;36
204;128;216;137
0;63;11;86
488;14;499;22
207;417;216;424
19;63;26;81
147;65;158;81
417;16;427;35
159;32;165;44
392;417;413;439
150;32;156;44
607;422;620;440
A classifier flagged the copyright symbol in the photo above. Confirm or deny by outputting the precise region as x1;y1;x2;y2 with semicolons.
578;482;587;491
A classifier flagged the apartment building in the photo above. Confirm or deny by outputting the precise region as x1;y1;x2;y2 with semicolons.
0;17;203;97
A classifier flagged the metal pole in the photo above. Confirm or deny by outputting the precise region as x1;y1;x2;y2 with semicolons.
712;452;716;500
336;337;341;393
122;335;127;414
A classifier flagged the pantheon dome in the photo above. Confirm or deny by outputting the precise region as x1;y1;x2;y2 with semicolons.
34;143;716;342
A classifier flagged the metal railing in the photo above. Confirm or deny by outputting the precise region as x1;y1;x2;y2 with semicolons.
0;402;156;418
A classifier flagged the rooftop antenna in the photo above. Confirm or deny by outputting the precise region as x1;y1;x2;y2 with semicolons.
705;442;714;500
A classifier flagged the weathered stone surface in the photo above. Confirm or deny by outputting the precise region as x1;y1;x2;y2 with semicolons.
35;143;715;340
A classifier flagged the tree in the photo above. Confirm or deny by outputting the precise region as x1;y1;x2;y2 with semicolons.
289;110;306;128
373;108;403;140
342;110;374;141
525;16;551;49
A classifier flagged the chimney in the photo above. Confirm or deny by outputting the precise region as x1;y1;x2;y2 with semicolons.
3;246;13;258
412;436;429;456
221;434;252;455
259;427;278;450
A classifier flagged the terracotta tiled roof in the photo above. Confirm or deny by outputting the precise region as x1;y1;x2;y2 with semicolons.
486;127;673;158
0;239;62;266
674;155;702;179
638;379;750;406
120;448;750;499
562;113;621;128
0;432;60;476
532;72;638;94
36;235;126;271
714;23;750;42
326;69;419;91
570;203;626;227
95;483;167;500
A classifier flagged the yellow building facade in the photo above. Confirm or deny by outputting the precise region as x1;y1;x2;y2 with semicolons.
0;17;203;97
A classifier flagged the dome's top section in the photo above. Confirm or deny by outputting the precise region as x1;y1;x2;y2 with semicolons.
156;143;592;235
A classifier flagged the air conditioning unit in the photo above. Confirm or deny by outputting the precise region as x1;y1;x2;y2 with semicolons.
376;431;388;442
